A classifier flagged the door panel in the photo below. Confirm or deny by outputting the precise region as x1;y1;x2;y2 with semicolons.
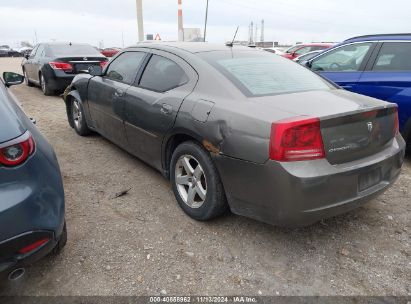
87;78;129;148
87;51;148;148
123;51;198;170
319;71;363;90
25;45;38;80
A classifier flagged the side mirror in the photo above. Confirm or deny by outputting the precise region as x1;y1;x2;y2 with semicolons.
3;72;24;87
304;60;312;69
89;65;103;76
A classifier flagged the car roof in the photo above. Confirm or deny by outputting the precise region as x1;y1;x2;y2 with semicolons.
344;33;411;43
42;42;93;47
129;42;254;54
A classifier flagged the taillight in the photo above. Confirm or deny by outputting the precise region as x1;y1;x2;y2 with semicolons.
49;61;73;72
269;116;325;162
0;132;35;167
100;60;108;68
18;238;50;254
393;107;399;136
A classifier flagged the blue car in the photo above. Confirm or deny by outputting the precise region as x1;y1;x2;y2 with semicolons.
0;72;66;280
306;34;411;148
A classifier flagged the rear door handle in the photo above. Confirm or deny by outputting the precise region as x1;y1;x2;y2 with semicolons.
341;85;353;90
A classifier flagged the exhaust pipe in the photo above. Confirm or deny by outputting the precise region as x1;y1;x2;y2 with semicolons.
8;268;25;281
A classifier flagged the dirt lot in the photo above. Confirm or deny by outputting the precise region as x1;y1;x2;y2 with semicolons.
0;57;410;296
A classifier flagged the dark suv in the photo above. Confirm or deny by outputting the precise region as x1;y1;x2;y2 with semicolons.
22;42;108;96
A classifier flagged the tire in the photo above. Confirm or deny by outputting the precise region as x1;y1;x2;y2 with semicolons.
23;69;34;87
51;221;67;255
170;141;228;221
40;73;54;96
69;96;91;136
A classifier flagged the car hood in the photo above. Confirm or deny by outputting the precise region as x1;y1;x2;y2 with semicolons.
251;89;392;119
0;85;26;144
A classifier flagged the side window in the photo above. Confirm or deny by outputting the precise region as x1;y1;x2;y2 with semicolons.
29;45;38;59
294;46;312;56
139;55;188;92
311;43;373;72
373;42;411;71
310;46;328;52
105;52;146;84
34;45;44;59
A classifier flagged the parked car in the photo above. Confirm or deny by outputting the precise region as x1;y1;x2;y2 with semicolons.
101;48;121;57
305;34;411;149
0;72;66;280
22;42;108;96
63;43;405;227
293;50;323;65
282;43;333;60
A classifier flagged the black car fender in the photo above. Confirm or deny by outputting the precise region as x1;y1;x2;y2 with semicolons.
64;89;82;129
402;116;411;146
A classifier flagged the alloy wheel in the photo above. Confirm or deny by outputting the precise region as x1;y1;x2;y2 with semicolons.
41;75;46;93
72;99;82;129
175;155;207;208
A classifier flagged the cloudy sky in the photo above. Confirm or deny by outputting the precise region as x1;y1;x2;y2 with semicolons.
0;0;410;48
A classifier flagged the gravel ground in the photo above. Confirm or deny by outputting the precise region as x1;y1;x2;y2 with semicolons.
0;58;410;296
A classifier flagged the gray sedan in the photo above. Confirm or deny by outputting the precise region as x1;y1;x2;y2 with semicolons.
63;43;405;226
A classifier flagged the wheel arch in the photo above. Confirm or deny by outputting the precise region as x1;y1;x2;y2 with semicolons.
162;130;206;179
64;90;83;129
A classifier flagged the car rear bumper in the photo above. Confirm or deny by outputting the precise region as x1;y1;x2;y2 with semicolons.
0;230;58;276
47;73;74;91
0;128;65;273
214;135;406;227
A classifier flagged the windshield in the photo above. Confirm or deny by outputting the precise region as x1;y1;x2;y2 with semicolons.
200;50;335;97
48;44;101;57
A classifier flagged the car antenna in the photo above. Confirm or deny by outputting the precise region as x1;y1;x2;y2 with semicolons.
226;26;239;47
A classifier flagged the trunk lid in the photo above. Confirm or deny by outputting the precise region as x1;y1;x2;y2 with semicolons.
54;57;107;74
253;89;398;164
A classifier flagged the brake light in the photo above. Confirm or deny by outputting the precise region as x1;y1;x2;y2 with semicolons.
100;60;108;68
18;238;50;254
393;108;399;136
269;116;325;162
49;61;73;72
0;132;35;167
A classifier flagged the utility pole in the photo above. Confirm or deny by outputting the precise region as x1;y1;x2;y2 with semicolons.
178;0;184;41
136;0;144;42
203;0;209;42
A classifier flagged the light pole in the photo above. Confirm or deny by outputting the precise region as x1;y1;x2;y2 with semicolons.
136;0;144;42
203;0;209;42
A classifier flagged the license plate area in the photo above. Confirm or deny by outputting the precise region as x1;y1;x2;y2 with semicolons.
358;168;381;192
75;64;93;72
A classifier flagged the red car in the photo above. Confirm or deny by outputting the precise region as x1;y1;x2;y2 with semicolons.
281;43;333;60
101;48;121;57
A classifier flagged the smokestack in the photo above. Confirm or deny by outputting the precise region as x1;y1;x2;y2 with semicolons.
254;23;258;43
249;21;254;44
136;0;144;42
260;19;264;42
178;0;184;41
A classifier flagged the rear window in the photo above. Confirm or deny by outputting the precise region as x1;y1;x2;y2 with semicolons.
200;51;334;97
48;44;101;57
